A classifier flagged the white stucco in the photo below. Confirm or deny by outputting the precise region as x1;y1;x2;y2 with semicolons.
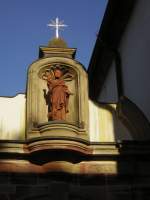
98;61;118;103
0;94;26;140
119;0;150;121
89;100;132;142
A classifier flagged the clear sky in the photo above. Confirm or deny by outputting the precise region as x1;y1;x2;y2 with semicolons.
0;0;108;96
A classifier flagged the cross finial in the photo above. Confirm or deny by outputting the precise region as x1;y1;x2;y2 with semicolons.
47;17;68;38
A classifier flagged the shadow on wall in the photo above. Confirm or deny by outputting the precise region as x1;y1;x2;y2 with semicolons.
117;96;150;140
94;95;150;141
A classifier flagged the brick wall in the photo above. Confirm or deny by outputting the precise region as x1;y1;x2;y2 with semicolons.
0;172;150;200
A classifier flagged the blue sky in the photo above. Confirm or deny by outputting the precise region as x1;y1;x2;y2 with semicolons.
0;0;108;96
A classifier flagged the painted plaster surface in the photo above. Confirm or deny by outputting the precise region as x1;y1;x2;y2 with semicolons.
0;94;25;140
89;100;132;142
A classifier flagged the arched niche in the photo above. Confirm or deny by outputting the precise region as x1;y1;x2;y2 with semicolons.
26;57;89;140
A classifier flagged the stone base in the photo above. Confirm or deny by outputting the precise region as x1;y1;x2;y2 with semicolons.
28;121;88;141
0;141;150;199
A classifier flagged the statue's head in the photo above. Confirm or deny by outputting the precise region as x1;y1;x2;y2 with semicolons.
54;68;63;79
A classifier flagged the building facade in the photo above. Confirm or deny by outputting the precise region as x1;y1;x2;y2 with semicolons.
0;1;150;199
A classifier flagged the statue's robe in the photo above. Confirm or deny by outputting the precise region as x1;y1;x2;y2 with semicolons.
47;79;70;120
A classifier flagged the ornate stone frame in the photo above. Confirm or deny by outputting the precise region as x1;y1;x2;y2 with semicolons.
26;57;89;140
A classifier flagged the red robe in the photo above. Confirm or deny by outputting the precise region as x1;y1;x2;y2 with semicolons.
47;79;70;120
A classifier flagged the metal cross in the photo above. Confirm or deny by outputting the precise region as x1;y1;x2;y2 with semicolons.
47;17;68;38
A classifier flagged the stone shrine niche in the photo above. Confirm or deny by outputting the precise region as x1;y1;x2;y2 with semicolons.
26;57;89;140
38;64;77;123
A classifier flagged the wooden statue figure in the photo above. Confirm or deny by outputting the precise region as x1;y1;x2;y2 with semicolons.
42;65;73;121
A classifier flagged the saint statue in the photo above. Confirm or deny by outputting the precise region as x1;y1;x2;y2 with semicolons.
42;66;72;121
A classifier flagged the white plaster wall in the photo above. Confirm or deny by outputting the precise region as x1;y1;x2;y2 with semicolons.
119;0;150;121
89;100;132;142
0;94;26;140
98;61;118;103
